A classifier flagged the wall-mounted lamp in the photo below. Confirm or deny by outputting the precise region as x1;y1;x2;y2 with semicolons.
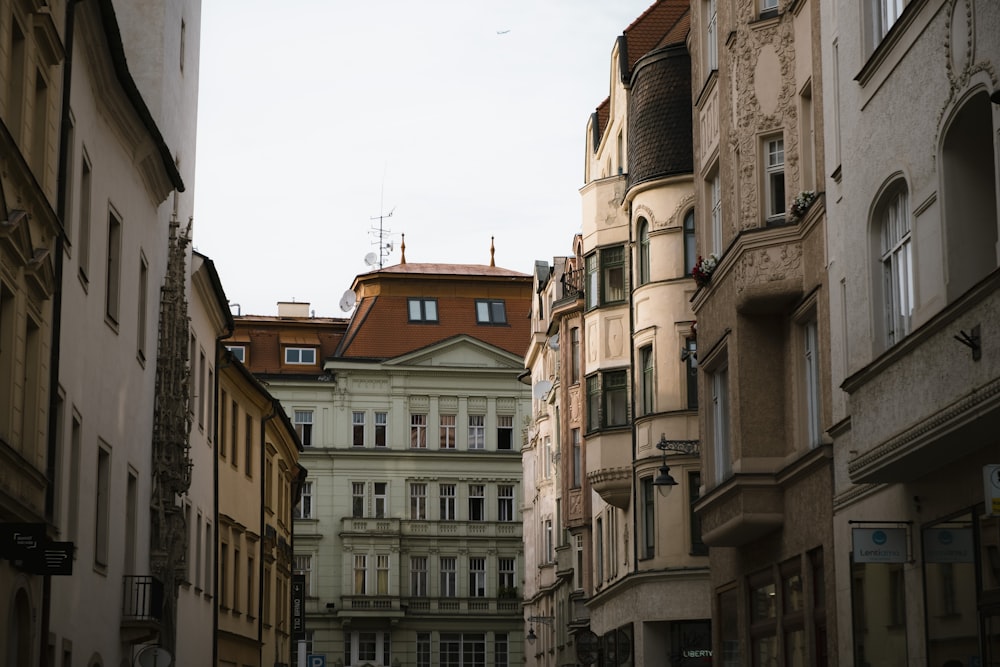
525;615;555;645
652;434;700;495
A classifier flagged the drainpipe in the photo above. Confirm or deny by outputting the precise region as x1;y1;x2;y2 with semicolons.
213;335;231;667
627;198;640;579
259;402;278;666
42;2;83;665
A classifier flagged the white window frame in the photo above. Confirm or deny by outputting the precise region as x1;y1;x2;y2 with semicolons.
710;169;722;256
410;413;427;449
374;411;387;447
373;482;388;519
498;485;515;522
764;136;786;221
410;556;428;596
468;414;485;450
408;298;438;322
440;483;456;520
294;554;313;596
468;484;485;521
880;188;913;346
803;319;822;448
439;414;456;449
711;363;731;483
468;557;486;598
440;556;457;597
706;0;718;72
226;345;246;363
352;411;366;447
294;410;313;447
496;414;514;450
284;347;316;364
295;480;314;519
410;482;427;520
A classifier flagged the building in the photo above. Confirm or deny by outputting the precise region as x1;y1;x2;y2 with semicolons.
0;0;63;662
235;250;533;667
688;0;836;661
567;1;713;665
216;346;304;667
821;0;1000;663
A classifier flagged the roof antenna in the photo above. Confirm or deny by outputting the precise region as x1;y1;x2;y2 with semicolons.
369;162;396;269
490;236;495;267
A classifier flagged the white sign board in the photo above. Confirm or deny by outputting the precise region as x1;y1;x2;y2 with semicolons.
985;465;1000;516
852;527;907;563
923;527;974;563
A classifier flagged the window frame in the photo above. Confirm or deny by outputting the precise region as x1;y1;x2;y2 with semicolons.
475;299;508;325
440;483;456;521
496;414;514;450
410;413;428;449
294;410;313;447
709;169;722;256
226;345;246;363
410;482;427;520
468;484;486;521
640;345;654;416
408;297;439;323
284;347;316;365
764;136;786;222
467;414;485;450
374;411;387;447
352;411;366;447
877;184;913;348
637;219;650;285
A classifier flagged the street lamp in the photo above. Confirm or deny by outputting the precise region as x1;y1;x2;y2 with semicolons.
652;434;699;495
525;615;555;645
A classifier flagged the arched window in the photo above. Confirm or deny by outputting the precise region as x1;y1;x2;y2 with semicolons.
942;90;998;301
8;588;32;666
873;180;913;348
683;210;696;277
637;218;650;285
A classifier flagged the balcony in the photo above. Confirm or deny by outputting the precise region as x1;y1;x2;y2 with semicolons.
121;575;163;644
402;596;522;616
402;521;522;540
585;429;633;508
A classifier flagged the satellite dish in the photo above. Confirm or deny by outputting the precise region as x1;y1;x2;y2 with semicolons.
548;334;559;350
532;380;553;399
364;252;379;267
136;646;172;667
339;290;357;312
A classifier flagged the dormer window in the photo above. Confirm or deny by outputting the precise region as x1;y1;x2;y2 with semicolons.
285;347;316;365
408;298;438;323
226;345;246;363
475;300;507;325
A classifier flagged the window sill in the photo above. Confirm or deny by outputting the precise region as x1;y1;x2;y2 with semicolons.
855;0;927;87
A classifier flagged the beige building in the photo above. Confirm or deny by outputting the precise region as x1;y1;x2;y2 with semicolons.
688;0;836;662
217;350;304;667
0;0;62;662
235;255;533;667
821;0;1000;663
571;1;712;664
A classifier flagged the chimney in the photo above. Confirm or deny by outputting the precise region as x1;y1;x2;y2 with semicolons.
277;301;311;318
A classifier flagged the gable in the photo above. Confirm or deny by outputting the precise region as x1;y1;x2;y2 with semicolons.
385;335;525;371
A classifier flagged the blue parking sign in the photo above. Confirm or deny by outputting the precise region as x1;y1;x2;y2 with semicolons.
308;656;325;667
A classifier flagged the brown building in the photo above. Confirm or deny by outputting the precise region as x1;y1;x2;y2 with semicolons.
688;0;836;663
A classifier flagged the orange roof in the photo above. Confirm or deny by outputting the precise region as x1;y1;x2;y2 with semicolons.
622;0;690;73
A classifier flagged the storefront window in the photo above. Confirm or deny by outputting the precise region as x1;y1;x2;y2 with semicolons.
924;512;978;665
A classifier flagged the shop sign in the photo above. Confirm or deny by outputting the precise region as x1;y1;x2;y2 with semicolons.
923;527;974;563
852;527;907;563
984;465;1000;515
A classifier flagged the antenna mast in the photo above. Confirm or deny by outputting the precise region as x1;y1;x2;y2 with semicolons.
369;207;395;270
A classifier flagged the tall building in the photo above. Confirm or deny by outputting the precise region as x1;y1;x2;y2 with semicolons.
688;0;836;662
822;0;1000;663
562;1;712;665
0;0;63;663
234;251;534;667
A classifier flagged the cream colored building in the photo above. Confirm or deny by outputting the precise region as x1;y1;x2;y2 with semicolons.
572;2;712;664
821;0;1000;663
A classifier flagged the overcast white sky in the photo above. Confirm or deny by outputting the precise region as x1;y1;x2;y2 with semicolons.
192;0;656;317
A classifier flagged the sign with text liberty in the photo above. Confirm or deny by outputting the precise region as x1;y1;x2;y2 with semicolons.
852;527;907;563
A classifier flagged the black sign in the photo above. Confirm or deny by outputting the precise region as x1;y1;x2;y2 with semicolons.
28;542;74;576
1;524;74;576
0;523;46;558
575;630;600;666
291;573;306;637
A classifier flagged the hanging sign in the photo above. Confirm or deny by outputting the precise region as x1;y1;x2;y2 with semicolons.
984;465;1000;515
852;527;907;563
923;528;974;563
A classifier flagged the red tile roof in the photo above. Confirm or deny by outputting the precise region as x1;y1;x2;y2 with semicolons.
622;0;690;73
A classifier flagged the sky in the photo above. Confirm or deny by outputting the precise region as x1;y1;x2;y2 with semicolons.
192;0;657;318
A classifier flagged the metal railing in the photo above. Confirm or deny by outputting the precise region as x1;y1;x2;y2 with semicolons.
121;575;164;622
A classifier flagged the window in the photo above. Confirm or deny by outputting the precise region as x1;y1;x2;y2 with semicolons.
498;558;516;594
684;210;697;277
105;210;122;325
690;471;707;555
710;169;722;256
245;413;253;476
640;345;654;415
294;555;313;597
469;557;486;597
353;554;367;595
711;363;731;483
640;477;655;559
196;348;206;428
803;320;822;448
220;542;229;607
496;415;514;450
570;327;581;383
440;414;456;449
352;411;365;447
295;481;313;519
544;519;554;563
408;298;438;322
468;415;485;449
587;370;628;431
126;472;138;574
764;137;786;221
498;485;514;522
475;300;507;324
637;219;650;285
410;556;427;596
586;375;601;432
761;0;778;14
137;255;148;361
284;347;316;364
374;411;387;447
469;484;485;521
377;554;389;594
571;429;582;488
417;633;431;667
246;553;255;616
877;184;912;347
585;253;599;309
440;556;457;597
602;246;626;303
410;483;427;520
230;400;239;469
495;634;509;667
78;153;92;280
440;483;456;520
373;482;387;518
8;18;26;139
352;482;365;518
873;0;906;43
95;444;111;567
410;413;427;448
706;0;718;72
685;337;699;410
294;410;313;447
226;345;245;362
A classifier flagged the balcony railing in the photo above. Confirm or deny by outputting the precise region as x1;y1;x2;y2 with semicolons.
340;517;522;539
402;597;522;615
122;575;164;621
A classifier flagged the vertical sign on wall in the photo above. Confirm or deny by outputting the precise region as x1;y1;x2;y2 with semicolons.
984;464;1000;516
292;573;306;639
